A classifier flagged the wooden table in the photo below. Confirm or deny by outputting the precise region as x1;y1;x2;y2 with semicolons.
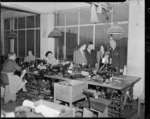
27;72;140;117
79;75;141;117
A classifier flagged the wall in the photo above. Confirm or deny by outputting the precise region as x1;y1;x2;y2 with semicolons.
127;0;144;99
40;13;55;59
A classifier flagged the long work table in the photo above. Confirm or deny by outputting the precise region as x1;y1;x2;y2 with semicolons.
26;71;141;117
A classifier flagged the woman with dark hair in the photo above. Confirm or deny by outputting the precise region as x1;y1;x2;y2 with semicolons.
45;51;59;66
73;43;87;65
97;45;109;70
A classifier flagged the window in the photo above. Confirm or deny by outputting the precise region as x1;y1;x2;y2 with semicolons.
27;16;35;28
55;3;129;61
113;3;129;22
35;14;40;28
57;13;65;26
18;17;25;29
18;30;25;57
14;18;18;29
95;24;111;51
66;11;78;26
80;8;91;24
36;30;40;57
54;28;65;59
3;14;40;57
66;27;78;60
14;31;18;54
27;30;34;54
80;26;93;44
4;31;10;55
4;19;10;30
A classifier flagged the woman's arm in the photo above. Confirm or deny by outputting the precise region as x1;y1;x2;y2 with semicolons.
13;61;22;71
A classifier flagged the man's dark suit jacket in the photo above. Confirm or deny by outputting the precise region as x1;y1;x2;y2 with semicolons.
85;49;97;68
110;46;125;73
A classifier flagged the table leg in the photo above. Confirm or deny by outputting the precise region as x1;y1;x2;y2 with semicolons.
119;91;124;117
129;85;134;110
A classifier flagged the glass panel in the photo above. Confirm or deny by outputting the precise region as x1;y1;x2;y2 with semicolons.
4;19;10;30
36;14;40;28
80;7;91;24
14;31;18;55
66;11;78;25
27;30;34;55
95;24;111;52
113;3;129;22
14;18;18;29
118;23;128;65
54;28;64;59
4;31;10;55
18;17;25;29
80;26;93;44
66;27;78;60
36;30;40;58
18;30;25;57
57;12;65;26
27;16;35;28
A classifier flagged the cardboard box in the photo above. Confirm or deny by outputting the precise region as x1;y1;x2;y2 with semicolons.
54;80;87;107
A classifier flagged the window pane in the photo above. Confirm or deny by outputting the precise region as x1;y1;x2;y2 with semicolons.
36;14;40;28
27;16;35;28
118;23;128;65
18;17;25;29
27;30;34;55
66;27;78;60
80;26;93;44
55;28;64;59
4;31;10;55
80;8;91;24
18;30;25;57
95;24;111;51
14;18;18;29
4;19;10;30
113;3;129;22
36;30;40;58
14;31;18;55
66;11;78;25
57;13;65;26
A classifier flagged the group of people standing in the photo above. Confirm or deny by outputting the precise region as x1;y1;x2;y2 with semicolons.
73;37;125;74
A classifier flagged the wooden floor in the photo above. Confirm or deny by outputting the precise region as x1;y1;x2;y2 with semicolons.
1;98;145;118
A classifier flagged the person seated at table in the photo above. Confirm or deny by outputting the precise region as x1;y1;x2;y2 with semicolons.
45;51;59;66
24;50;35;62
1;52;27;93
73;43;87;66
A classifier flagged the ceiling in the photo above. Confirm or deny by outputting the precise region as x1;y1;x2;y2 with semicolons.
1;2;90;14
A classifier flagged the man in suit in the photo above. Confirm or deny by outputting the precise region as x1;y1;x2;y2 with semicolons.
85;42;97;68
109;38;125;74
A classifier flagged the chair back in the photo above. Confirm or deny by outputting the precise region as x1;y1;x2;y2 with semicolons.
1;72;9;85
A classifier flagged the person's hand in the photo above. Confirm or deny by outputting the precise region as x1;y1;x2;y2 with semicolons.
120;69;123;73
22;69;26;75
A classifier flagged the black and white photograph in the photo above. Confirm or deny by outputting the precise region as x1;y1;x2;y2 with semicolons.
0;1;145;118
